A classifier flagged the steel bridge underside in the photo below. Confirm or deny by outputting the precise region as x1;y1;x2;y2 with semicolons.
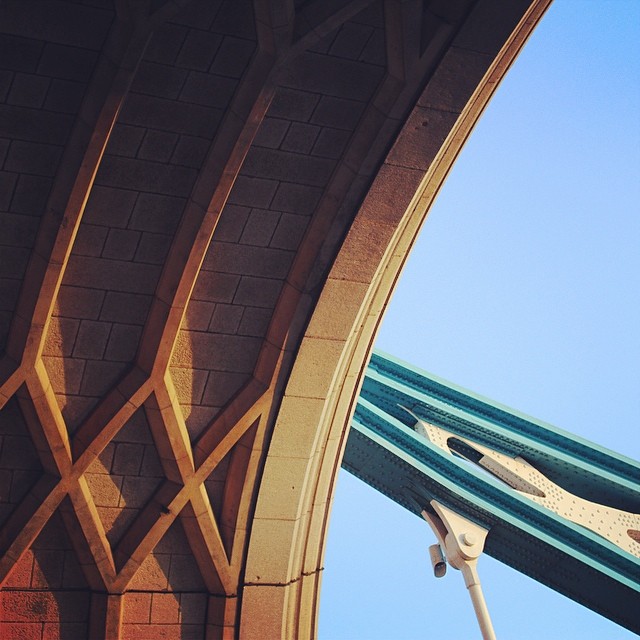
344;351;640;634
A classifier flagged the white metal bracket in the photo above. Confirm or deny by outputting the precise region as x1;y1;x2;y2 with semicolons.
422;501;496;640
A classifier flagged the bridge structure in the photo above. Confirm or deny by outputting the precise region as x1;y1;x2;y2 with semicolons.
0;0;554;638
344;351;640;635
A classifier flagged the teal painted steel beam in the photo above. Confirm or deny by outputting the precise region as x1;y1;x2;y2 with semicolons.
343;350;640;633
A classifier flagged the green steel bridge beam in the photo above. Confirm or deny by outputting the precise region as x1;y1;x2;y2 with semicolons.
343;351;640;633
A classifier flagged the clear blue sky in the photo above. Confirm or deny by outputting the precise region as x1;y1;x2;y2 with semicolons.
319;1;640;638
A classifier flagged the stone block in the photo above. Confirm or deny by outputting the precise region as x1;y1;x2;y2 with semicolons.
209;35;255;78
61;550;87;588
270;213;308;251
72;319;111;359
455;0;531;56
55;285;105;320
181;299;213;332
238;208;279;246
73;223;108;257
281;122;320;154
0;1;111;49
145;23;188;65
104;322;141;363
269;87;319;122
10;469;41;503
0;622;40;639
132;61;188;100
176;30;222;71
239;585;288;639
171;134;210;169
3;549;34;588
38;42;98;82
286;336;344;400
31;548;64;588
1;589;89;622
112;442;144;475
0;172;18;211
208;303;243;334
283;50;383;101
66;254;161;295
386;105;458;171
106;123;145;159
419;45;492;112
270;182;321;216
150;592;180;624
117;414;154;444
120;93;222;139
0;35;43;73
329;21;374;61
5;140;62;177
211;204;249;242
173;330;261;373
0;211;39;248
0;105;72;144
129;192;185;234
137;130;179;164
0;70;11;102
128;555;171;594
0;435;40;469
120;475;160;507
42;354;85;394
180;71;237;109
140;444;164;477
311;94;365;130
43;622;88;639
9;173;52;216
311;126;351;159
201;370;248;406
233;275;283;309
237;305;271;338
122;591;152;624
306;278;367;341
96;155;197;198
83;184;137;228
100;291;152;325
253;117;289;149
167;553;206;590
102;228;141;261
79;359;126;396
134;232;172;265
43;316;79;357
244;517;300;584
85;471;123;507
227;175;278;208
7;72;49;108
242;146;334;187
191;270;240;303
44;78;85;114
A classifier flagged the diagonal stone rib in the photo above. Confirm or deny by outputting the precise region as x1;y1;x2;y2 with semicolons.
292;0;376;51
181;485;234;594
148;375;197;483
110;478;182;579
0;479;66;587
67;476;118;589
193;379;269;473
73;367;153;467
6;21;151;369
20;361;73;476
135;55;281;377
0;358;22;410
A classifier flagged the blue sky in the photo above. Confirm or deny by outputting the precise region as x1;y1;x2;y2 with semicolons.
320;1;640;638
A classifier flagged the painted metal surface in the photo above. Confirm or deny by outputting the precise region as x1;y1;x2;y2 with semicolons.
343;350;640;633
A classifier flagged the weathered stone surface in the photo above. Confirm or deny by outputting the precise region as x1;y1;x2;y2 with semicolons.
0;0;548;637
